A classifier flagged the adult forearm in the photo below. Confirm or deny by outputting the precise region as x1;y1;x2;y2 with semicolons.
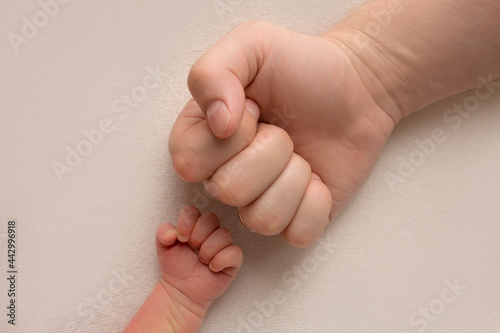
324;0;500;123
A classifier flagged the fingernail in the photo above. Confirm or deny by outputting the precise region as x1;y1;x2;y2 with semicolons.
165;229;176;238
245;99;260;120
208;261;216;272
207;100;230;137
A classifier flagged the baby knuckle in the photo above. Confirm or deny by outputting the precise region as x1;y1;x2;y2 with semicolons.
217;228;233;243
202;212;219;225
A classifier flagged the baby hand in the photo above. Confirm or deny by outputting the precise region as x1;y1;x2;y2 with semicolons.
156;206;243;312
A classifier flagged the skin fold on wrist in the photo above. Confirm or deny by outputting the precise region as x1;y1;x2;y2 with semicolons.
159;281;210;331
323;0;500;124
321;29;412;125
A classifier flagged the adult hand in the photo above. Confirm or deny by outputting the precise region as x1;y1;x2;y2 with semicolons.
169;21;395;247
170;0;500;248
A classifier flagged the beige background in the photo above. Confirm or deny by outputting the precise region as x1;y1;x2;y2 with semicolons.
1;0;499;332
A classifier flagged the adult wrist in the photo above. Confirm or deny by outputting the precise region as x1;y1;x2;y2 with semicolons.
322;27;421;124
322;0;500;124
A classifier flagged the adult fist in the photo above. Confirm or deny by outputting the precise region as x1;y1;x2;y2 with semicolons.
169;21;395;247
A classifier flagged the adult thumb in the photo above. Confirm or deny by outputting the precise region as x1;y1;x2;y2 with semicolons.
187;21;270;138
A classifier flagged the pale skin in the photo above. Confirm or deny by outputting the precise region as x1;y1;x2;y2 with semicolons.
169;0;500;248
124;206;243;333
124;1;500;332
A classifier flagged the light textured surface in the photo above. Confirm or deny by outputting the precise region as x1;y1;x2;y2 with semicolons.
1;1;499;332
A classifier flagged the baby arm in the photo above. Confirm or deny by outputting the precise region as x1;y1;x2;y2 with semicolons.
124;206;243;333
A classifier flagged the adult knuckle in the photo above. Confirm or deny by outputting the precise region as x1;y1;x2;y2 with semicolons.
272;126;294;150
257;124;293;150
204;177;243;207
249;209;288;236
187;63;216;96
171;151;209;182
283;228;318;248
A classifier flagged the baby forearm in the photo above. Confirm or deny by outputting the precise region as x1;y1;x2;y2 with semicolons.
124;282;206;333
325;0;500;122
